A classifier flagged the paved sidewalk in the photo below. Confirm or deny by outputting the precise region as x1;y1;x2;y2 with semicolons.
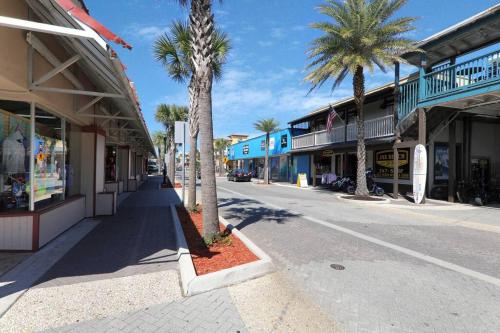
1;177;339;332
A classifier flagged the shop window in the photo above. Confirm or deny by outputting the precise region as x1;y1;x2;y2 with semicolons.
0;101;31;212
106;146;117;182
34;108;64;209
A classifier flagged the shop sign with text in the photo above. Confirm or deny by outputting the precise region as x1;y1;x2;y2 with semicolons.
374;148;410;179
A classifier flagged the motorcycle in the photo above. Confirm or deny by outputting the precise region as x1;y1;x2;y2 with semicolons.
331;176;356;194
366;169;385;196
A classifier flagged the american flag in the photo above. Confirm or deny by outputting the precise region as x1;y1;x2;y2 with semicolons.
326;107;338;133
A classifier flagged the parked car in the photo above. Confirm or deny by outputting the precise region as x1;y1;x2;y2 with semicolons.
227;169;252;182
147;163;159;174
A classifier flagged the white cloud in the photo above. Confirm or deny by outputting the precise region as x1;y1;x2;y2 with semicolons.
257;40;274;47
126;24;168;41
270;28;285;39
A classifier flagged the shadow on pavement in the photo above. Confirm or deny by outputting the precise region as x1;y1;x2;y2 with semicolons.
31;176;179;288
218;198;299;230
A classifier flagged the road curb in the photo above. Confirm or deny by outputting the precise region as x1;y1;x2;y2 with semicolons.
170;205;274;297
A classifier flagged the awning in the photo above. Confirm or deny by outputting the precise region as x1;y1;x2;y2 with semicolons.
54;0;132;50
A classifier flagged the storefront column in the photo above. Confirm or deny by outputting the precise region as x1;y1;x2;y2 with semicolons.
80;126;106;217
118;146;130;191
448;120;456;202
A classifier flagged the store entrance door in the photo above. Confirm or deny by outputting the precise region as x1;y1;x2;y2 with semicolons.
346;153;357;178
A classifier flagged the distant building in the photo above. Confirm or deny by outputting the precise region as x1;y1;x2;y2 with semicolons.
227;129;292;182
228;134;249;145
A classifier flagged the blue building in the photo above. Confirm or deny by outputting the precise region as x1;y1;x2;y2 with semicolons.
227;129;292;181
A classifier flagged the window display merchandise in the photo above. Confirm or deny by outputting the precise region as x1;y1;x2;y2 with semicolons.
0;101;31;212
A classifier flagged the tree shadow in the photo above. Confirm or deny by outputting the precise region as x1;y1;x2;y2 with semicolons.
218;198;299;230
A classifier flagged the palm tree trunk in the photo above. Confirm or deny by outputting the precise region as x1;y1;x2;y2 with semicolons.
188;133;197;209
190;0;219;239
264;133;270;184
353;66;369;196
188;76;199;210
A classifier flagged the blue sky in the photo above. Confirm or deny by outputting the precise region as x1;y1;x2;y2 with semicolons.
85;0;499;139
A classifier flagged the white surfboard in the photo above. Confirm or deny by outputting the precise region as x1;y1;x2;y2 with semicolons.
413;144;427;204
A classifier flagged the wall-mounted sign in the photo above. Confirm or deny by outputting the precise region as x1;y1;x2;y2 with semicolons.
281;134;288;148
374;148;410;179
269;137;275;150
434;143;449;184
261;140;265;151
322;150;334;157
243;144;249;155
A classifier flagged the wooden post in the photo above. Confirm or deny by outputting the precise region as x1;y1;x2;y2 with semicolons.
393;147;399;199
448;120;456;202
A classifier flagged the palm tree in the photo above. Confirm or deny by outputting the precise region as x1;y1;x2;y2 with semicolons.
152;131;167;173
173;0;224;240
305;0;419;196
155;104;188;186
213;138;230;176
154;20;230;211
254;119;279;184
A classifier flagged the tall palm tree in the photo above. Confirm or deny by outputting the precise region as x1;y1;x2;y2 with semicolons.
155;104;188;185
152;131;167;173
213;138;230;176
305;0;419;196
254;119;279;184
154;20;230;211
174;0;224;240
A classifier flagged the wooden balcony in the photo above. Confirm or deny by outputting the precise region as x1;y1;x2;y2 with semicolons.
292;115;394;150
398;48;500;122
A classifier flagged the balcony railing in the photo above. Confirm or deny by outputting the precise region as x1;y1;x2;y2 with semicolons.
398;48;500;121
292;115;394;149
397;78;419;121
425;49;500;100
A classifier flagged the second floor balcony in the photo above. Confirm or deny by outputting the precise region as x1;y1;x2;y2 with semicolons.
398;47;500;122
292;115;394;150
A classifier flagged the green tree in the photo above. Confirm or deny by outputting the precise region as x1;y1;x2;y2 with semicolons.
155;104;188;185
254;119;279;184
152;131;167;173
154;20;230;211
174;0;225;240
213;138;230;176
305;0;419;196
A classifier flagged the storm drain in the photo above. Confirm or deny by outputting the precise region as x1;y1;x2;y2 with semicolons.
330;264;345;270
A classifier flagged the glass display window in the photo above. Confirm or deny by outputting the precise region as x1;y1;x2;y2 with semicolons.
0;100;31;212
34;108;64;209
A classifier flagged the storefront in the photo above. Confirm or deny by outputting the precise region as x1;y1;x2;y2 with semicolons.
0;0;155;250
227;129;291;182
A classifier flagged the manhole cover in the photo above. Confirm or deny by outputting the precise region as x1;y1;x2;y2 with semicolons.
330;264;345;270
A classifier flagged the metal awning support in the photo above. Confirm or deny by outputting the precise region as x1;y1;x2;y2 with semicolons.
100;111;121;126
27;33;84;89
0;15;96;39
78;114;135;120
76;96;103;114
31;86;124;98
33;54;81;86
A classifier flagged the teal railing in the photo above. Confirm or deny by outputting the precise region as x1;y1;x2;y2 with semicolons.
424;49;500;100
397;48;500;123
397;78;419;121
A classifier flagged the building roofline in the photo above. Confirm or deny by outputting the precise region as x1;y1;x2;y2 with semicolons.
415;4;500;49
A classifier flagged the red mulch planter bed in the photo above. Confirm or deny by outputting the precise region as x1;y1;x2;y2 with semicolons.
176;206;258;275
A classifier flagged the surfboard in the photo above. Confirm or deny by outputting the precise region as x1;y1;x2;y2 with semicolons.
413;144;427;204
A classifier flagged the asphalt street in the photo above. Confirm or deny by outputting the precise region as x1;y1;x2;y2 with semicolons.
216;178;500;333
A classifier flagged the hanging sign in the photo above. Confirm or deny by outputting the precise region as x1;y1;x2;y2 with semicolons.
413;144;427;204
297;173;308;188
243;144;249;155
